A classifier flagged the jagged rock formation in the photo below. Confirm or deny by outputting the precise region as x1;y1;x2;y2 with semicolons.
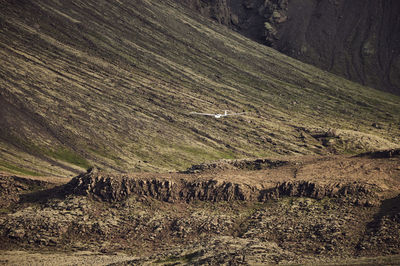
1;153;400;264
179;0;400;95
260;181;378;207
66;168;378;206
67;168;259;202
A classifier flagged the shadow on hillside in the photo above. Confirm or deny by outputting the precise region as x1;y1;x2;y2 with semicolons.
19;184;69;204
361;193;400;237
372;194;400;221
354;194;400;256
356;148;400;159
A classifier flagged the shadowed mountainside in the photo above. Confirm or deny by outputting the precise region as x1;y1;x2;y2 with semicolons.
0;0;400;177
179;0;400;95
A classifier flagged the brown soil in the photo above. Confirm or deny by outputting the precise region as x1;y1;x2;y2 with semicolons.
0;151;399;264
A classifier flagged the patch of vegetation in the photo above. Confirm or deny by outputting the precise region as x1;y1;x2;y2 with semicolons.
89;148;122;166
2;134;44;157
0;208;12;215
177;145;236;162
0;161;40;176
0;134;90;171
47;148;91;169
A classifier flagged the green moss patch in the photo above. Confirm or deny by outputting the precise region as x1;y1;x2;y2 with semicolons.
0;161;40;176
47;148;91;169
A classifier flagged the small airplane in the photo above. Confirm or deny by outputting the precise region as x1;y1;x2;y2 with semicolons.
190;110;246;118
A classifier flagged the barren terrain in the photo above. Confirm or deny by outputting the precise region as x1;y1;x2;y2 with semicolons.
1;150;399;265
1;0;400;264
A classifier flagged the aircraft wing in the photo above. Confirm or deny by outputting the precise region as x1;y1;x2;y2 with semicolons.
225;112;246;116
190;112;215;116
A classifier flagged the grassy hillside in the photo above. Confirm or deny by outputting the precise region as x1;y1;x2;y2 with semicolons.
0;0;399;176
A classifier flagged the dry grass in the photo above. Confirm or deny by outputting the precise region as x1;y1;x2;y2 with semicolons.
0;0;399;176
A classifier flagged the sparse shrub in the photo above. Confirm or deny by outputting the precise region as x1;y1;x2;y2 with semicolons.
325;128;338;138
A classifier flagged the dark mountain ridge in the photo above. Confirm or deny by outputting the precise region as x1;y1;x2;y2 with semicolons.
179;0;400;95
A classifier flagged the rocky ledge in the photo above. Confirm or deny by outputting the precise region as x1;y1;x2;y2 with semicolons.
66;168;378;206
183;158;289;173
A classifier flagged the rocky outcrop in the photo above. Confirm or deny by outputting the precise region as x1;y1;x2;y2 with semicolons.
1;168;398;263
184;158;289;173
1;189;398;263
180;0;400;95
67;168;258;203
67;168;178;202
260;181;378;207
66;168;378;206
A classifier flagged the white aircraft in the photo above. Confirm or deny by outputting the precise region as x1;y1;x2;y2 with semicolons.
190;110;246;118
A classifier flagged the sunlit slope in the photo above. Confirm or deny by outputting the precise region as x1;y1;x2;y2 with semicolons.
0;0;399;176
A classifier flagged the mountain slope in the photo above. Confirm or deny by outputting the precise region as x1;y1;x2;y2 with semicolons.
0;0;399;176
179;0;400;95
